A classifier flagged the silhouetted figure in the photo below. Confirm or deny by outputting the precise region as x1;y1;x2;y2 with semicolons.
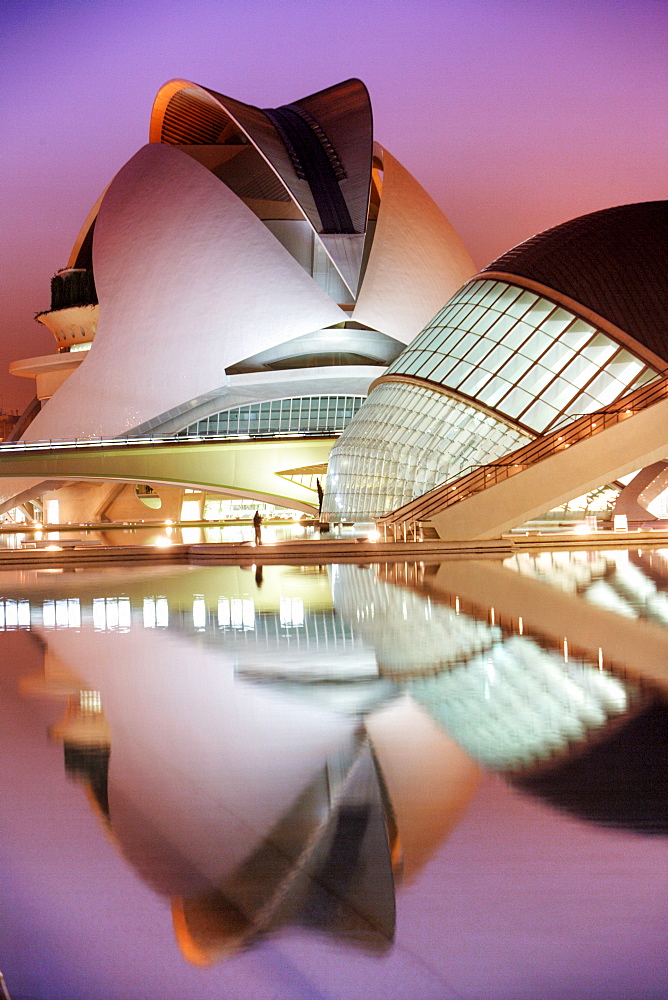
253;510;262;545
316;477;324;516
254;564;263;588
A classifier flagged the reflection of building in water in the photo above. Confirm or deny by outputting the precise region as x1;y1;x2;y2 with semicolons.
405;635;636;772
172;738;397;962
24;628;400;963
4;557;652;775
21;620;484;963
17;562;668;969
20;650;111;821
513;700;668;835
506;549;668;629
332;563;642;772
331;563;501;672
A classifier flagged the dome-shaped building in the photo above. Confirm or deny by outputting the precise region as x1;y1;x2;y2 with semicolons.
5;77;474;522
323;201;668;522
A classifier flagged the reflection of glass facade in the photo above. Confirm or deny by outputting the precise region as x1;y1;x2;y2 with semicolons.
407;636;631;771
331;563;636;771
389;279;655;433
176;395;364;438
324;381;529;519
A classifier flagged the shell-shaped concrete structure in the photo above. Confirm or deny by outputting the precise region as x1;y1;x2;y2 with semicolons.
323;201;668;521
17;77;474;446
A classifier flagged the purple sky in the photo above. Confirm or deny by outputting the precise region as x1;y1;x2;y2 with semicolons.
1;0;666;411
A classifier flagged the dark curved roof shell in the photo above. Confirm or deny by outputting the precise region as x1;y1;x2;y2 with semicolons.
483;201;668;362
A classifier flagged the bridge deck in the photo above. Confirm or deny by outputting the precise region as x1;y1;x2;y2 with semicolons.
0;434;335;514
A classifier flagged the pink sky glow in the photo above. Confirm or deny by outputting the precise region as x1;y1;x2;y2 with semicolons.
1;0;666;411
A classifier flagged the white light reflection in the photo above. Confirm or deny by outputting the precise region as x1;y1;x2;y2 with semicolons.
280;597;304;628
93;597;131;631
0;599;32;630
193;596;206;630
42;598;80;629
144;597;169;628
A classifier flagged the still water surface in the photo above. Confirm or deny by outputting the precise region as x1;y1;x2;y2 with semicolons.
1;551;667;999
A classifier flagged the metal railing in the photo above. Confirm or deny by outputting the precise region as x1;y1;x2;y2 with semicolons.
380;372;668;526
0;429;338;457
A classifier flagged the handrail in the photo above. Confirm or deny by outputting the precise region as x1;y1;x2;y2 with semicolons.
380;372;668;525
0;430;339;456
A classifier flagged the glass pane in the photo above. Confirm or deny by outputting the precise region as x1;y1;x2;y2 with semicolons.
501;321;534;351
505;289;539;318
400;353;426;376
542;377;578;409
498;386;534;418
518;330;554;360
521;398;560;432
444;360;475;386
561;393;601;418
540;340;576;372
406;353;435;378
480;342;513;373
496;353;534;383
523;297;557;326
425;355;459;382
423;326;453;351
471;309;505;336
630;368;657;389
459;305;488;330
458;368;494;397
584;372;626;406
465;279;493;304
517;365;555;394
450;332;478;359
444;301;479;328
478;282;507;308
466;337;497;365
490;284;523;312
559;355;599;389
580;333;617;365
477;377;513;407
540;307;576;338
486;313;519;343
605;350;644;382
438;329;470;354
560;318;595;350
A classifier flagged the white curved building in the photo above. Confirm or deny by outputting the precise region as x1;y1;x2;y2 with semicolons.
6;77;474;520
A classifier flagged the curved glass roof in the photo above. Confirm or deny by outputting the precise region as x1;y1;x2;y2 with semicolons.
385;279;657;434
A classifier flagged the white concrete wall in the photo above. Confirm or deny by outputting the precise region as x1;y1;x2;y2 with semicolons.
25;144;345;442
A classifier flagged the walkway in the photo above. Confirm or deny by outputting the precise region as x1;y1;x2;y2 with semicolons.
0;433;334;514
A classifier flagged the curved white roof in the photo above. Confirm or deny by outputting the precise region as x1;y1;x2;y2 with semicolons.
353;146;475;343
25;144;345;441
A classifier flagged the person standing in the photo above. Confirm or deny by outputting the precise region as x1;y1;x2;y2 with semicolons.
253;510;262;545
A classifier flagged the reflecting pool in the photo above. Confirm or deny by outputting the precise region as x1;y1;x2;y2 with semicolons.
1;552;667;999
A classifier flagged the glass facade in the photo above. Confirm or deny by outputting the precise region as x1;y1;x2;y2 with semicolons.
176;395;364;438
323;381;529;519
388;279;656;434
323;277;659;521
